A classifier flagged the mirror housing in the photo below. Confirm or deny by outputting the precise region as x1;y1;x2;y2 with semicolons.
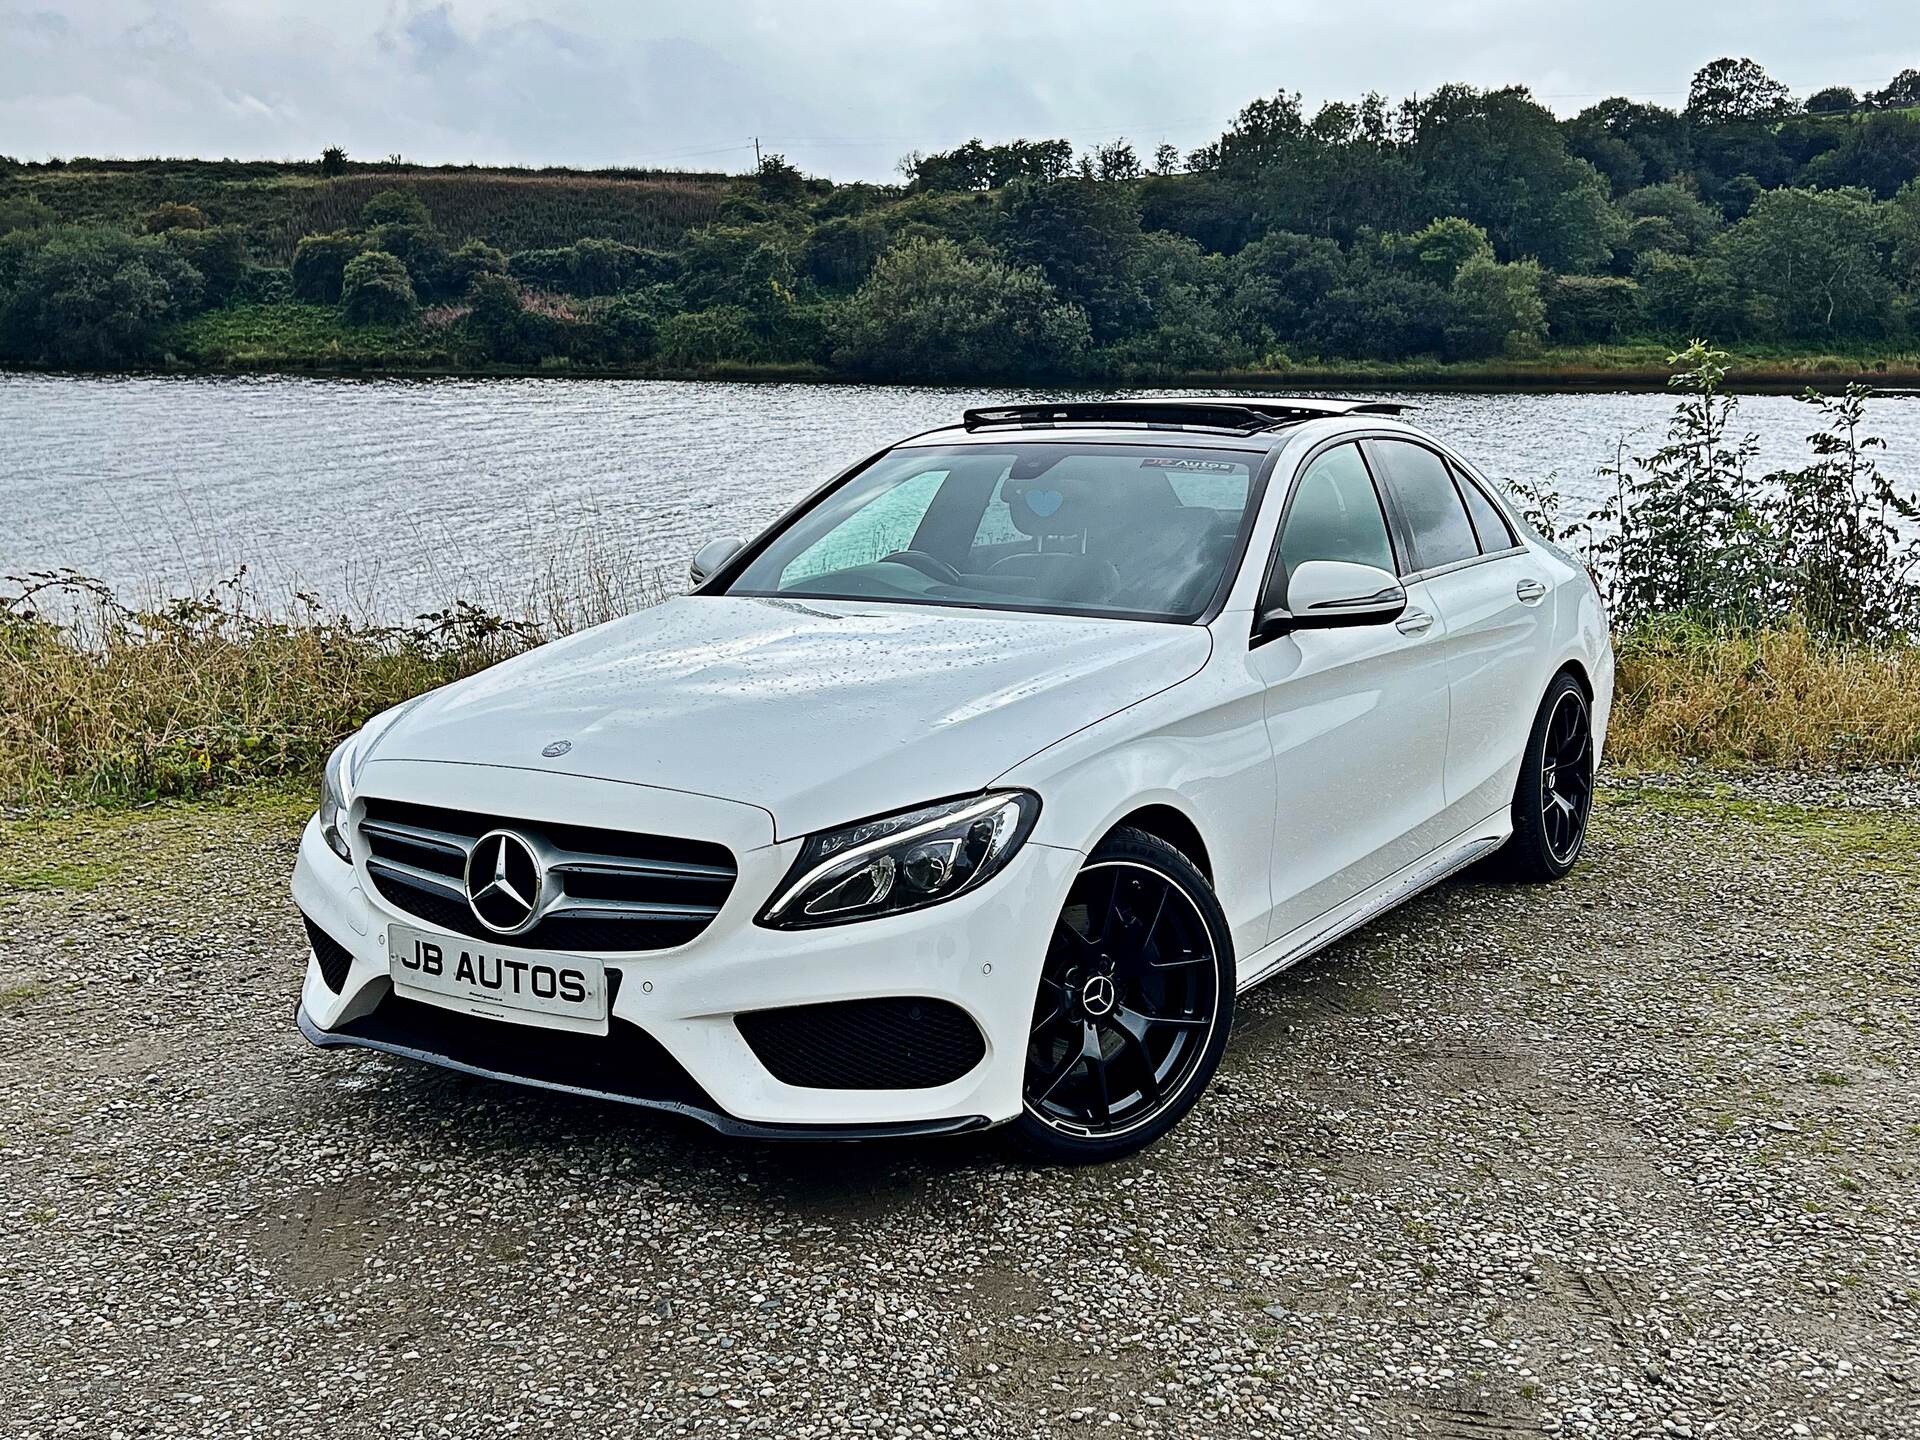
689;536;744;589
1255;560;1407;639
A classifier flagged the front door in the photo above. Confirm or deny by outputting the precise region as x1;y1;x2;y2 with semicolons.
1246;441;1454;944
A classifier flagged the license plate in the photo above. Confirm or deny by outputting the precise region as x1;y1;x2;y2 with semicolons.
387;924;608;1030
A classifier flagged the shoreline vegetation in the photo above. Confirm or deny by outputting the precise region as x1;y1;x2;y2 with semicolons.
3;344;1918;813
6;59;1920;388
9;336;1920;393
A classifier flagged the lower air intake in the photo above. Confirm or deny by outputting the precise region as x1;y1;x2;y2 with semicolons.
735;997;986;1090
302;913;353;995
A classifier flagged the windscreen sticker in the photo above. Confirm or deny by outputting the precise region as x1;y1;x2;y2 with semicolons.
1140;458;1240;473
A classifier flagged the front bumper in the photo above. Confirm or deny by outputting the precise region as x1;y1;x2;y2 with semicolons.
291;763;1083;1135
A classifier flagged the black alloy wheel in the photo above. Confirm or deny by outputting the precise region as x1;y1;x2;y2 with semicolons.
1011;828;1234;1164
1502;671;1595;882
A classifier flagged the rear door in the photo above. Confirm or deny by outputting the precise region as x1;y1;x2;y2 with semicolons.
1365;438;1552;831
1247;441;1454;942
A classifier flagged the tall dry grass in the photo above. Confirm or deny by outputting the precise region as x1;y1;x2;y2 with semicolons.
5;562;1918;810
0;551;673;808
1608;622;1920;769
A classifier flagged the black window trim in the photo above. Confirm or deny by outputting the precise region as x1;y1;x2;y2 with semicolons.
1358;435;1527;582
1251;435;1404;625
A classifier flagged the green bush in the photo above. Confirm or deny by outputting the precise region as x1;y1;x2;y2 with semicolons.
290;231;361;302
831;237;1090;379
338;250;417;325
1546;274;1641;343
0;226;205;365
163;225;247;304
657;305;762;367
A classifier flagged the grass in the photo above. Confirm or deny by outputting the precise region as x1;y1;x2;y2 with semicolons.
1610;623;1920;769
173;303;452;369
2;567;1916;813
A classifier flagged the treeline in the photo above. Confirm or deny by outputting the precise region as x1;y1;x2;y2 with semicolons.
4;57;1920;377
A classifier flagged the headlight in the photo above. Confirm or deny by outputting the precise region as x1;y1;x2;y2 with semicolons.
758;791;1040;929
318;738;353;863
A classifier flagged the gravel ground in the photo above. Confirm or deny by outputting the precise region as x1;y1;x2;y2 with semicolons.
2;775;1918;1439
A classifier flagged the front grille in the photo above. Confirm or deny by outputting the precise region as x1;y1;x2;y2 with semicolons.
736;997;987;1090
302;913;353;994
330;987;715;1110
358;798;736;954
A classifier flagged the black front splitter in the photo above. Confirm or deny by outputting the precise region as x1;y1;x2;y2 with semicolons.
295;1004;993;1143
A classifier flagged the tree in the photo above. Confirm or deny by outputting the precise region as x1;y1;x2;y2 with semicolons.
319;145;348;177
752;153;807;206
142;202;208;233
338;250;417;325
291;231;362;302
441;238;508;296
995;177;1143;340
0;227;205;365
1889;178;1920;289
1152;143;1181;175
830;236;1089;379
1805;86;1859;115
1444;256;1546;358
1869;69;1920;111
1686;58;1793;125
1095;139;1141;181
1405;216;1494;284
0;195;53;234
358;188;431;229
163;226;246;304
1226;230;1345;345
1715;187;1894;337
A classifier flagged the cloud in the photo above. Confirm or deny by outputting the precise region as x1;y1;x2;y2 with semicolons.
0;0;1913;177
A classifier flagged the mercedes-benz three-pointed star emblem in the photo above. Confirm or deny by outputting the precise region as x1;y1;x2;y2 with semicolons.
465;829;545;935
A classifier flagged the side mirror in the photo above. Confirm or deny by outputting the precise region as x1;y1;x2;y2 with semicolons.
689;537;744;589
1255;560;1407;638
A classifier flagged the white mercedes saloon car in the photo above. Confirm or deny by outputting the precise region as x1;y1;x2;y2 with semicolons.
294;397;1612;1162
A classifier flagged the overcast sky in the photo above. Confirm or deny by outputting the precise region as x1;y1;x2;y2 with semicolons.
3;2;1914;180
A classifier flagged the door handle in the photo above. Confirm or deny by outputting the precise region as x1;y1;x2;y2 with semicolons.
1515;578;1547;604
1395;608;1434;636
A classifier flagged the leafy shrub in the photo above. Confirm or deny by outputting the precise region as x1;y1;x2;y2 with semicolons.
338;250;418;325
143;202;208;233
1444;257;1547;358
507;237;672;296
656;305;763;368
290;231;361;302
440;238;508;296
359;188;432;229
0;194;53;234
0;226;205;365
1545;275;1641;343
831;237;1090;379
163;225;247;304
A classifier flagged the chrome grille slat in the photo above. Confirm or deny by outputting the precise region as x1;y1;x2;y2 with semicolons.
366;855;469;902
357;797;737;955
547;855;734;882
360;816;474;859
546;896;723;921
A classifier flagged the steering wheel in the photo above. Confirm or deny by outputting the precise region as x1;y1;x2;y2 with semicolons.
882;550;964;587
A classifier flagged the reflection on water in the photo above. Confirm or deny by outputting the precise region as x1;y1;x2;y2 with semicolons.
2;372;1916;617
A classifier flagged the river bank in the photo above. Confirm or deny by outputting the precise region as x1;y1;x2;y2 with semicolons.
8;332;1920;393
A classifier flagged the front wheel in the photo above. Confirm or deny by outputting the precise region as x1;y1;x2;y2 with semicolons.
1500;671;1595;882
1008;828;1235;1165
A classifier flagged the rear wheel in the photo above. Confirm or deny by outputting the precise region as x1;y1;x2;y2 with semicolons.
1008;828;1234;1164
1501;672;1595;882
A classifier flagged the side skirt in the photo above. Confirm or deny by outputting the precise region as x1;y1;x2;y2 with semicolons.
1236;819;1509;993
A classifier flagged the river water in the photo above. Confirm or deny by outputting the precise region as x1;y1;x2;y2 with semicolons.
4;373;1917;619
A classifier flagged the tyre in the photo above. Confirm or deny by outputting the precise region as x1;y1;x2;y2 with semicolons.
1500;671;1595;882
1009;827;1235;1164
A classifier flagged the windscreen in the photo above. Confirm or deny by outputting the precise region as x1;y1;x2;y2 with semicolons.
723;443;1261;622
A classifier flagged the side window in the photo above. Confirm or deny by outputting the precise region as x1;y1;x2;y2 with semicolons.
1453;465;1518;553
1273;444;1396;593
1369;440;1479;572
779;470;945;585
